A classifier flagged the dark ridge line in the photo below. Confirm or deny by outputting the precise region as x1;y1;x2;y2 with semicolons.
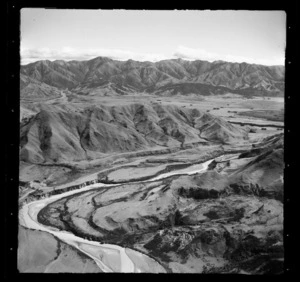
228;121;284;128
22;160;78;170
76;126;88;159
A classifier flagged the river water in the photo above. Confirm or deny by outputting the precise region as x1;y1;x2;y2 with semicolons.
19;156;228;273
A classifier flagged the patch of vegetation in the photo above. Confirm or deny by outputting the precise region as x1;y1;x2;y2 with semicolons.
177;186;219;200
203;210;219;220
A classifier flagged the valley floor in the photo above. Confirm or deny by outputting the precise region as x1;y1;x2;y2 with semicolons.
18;93;284;273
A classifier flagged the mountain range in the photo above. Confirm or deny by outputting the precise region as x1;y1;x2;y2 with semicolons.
21;57;285;97
19;56;284;274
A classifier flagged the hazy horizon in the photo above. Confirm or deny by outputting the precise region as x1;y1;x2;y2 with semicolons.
21;9;286;66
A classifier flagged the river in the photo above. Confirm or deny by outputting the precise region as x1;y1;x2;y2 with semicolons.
19;156;232;273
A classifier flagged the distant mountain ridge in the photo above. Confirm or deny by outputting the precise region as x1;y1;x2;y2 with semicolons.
21;57;285;97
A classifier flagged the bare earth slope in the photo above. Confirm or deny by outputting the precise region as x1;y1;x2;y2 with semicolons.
20;73;62;100
20;102;248;164
21;57;284;97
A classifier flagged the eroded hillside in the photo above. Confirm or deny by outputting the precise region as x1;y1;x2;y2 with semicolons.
20;102;248;164
21;57;284;97
37;134;283;274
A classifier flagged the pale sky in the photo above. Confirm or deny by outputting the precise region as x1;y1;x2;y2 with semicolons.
21;9;286;66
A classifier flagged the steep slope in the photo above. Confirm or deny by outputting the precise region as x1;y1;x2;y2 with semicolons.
194;112;248;143
21;57;285;97
227;134;284;201
20;73;62;100
19;103;248;164
18;226;102;273
20;60;88;89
